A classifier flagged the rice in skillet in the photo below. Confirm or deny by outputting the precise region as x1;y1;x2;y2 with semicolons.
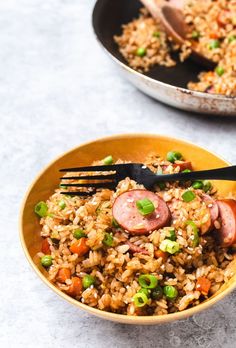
114;1;236;96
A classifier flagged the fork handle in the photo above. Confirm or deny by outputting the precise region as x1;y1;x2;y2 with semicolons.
154;165;236;182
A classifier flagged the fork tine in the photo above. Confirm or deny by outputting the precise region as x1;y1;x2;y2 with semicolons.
60;191;96;196
59;163;132;172
60;165;116;172
60;174;116;180
63;182;116;189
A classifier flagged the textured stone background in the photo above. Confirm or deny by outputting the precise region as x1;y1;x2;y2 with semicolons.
1;1;236;347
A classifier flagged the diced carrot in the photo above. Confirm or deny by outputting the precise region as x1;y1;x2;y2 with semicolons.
41;238;51;254
154;249;168;262
57;268;71;283
70;237;90;256
196;277;211;295
217;10;230;27
66;277;82;297
209;32;219;39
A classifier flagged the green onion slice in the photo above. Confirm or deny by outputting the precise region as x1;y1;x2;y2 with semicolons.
34;201;48;217
112;218;120;228
133;292;148;307
186;220;199;247
182;190;196;202
103;233;113;247
138;274;158;289
167;228;176;241
138;288;151;297
136;198;155;216
159;240;180;254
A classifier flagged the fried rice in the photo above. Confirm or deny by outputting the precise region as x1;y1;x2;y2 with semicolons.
114;0;236;97
35;153;236;316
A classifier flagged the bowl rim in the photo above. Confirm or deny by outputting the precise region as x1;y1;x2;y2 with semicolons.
92;0;236;102
19;133;236;324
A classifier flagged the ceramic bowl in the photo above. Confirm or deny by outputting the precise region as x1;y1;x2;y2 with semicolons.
92;0;236;116
20;134;236;324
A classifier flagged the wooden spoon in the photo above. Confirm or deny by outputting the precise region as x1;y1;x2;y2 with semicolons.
140;0;215;68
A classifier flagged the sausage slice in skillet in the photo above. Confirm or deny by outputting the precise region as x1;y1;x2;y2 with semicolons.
112;189;171;234
217;199;236;246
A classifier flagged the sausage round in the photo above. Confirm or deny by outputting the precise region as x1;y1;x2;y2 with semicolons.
172;161;193;171
201;194;219;234
112;189;171;234
161;161;192;173
126;241;150;255
217;199;236;247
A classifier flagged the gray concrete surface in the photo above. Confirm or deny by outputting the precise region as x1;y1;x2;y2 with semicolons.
1;1;236;347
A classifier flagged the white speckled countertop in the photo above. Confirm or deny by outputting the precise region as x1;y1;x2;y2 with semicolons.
1;0;236;347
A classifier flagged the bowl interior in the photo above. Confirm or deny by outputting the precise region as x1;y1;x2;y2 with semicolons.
93;0;206;89
20;134;236;324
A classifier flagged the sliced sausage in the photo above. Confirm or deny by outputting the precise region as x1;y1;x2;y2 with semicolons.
201;194;219;234
161;161;192;173
112;189;171;234
173;161;193;172
126;241;149;255
202;194;219;224
216;199;236;247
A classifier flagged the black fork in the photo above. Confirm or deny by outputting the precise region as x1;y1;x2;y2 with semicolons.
59;163;236;196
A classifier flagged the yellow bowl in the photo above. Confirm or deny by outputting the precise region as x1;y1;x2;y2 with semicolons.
19;134;236;325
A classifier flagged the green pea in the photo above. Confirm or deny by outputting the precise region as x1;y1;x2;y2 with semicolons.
192;181;203;189
191;31;200;39
167;151;183;163
229;35;236;43
103;155;113;165
82;275;95;289
73;229;86;239
153;31;160;38
182;169;191;173
136;47;147;57
151;285;163;300
157;182;166;190
203;180;212;193
41;255;52;267
47;213;54;218
103;233;113;247
215;66;224;76
208;39;220;50
59;200;66;210
163;285;178;300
